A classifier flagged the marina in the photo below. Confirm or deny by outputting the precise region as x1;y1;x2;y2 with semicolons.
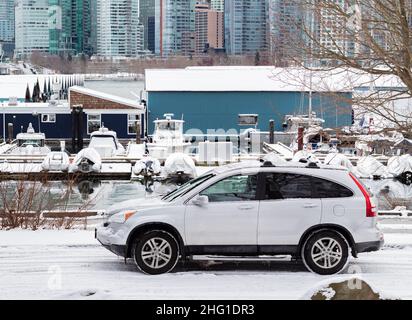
1;67;412;219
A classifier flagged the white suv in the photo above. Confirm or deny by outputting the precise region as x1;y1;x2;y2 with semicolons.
96;161;384;275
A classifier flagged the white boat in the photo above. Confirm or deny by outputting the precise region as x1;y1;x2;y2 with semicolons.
323;153;354;171
356;156;391;179
387;155;412;185
133;156;162;177
163;153;197;181
70;148;102;174
10;123;51;156
41;151;70;172
292;150;321;164
89;127;125;158
147;114;191;161
261;152;288;166
283;114;325;133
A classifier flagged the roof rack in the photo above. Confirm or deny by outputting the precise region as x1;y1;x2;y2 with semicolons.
261;160;275;167
306;162;320;169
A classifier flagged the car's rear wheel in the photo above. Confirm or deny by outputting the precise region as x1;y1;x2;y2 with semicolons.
132;230;180;275
302;230;349;275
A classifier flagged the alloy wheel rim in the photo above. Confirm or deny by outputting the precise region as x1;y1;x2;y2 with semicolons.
141;237;172;269
311;237;343;269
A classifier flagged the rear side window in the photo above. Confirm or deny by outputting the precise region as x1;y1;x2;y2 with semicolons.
263;173;312;200
311;177;354;198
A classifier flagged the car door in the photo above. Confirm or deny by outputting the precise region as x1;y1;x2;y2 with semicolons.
185;174;259;254
257;172;322;252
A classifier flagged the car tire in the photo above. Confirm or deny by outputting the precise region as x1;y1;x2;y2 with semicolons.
301;230;350;275
132;230;180;275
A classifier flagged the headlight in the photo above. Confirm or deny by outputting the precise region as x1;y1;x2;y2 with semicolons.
108;210;137;224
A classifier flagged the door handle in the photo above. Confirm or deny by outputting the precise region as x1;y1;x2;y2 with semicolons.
303;203;319;209
238;205;254;210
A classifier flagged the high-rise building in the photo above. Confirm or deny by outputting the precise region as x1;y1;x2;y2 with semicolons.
49;0;68;55
73;0;94;55
268;0;304;64
210;0;224;12
139;0;156;52
195;2;209;54
225;0;268;55
96;0;143;57
90;0;98;55
195;1;224;55
0;0;15;43
15;0;50;58
316;0;352;57
49;0;94;56
155;0;196;57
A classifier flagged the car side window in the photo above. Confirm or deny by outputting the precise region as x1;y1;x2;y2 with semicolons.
200;175;258;202
263;173;312;200
311;177;354;198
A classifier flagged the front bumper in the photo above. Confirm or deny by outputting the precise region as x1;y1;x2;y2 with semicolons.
101;242;127;258
95;225;128;258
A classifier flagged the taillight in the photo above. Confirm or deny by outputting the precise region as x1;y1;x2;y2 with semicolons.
349;173;377;218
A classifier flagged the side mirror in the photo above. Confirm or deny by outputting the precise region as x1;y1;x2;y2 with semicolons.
192;195;209;207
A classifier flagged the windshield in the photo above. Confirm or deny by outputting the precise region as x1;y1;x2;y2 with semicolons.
157;122;181;131
19;139;43;147
89;136;117;149
162;174;215;202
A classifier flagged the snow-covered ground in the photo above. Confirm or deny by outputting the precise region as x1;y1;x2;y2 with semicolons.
0;229;412;300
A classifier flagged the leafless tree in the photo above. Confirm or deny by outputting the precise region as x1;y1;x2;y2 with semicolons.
272;0;412;136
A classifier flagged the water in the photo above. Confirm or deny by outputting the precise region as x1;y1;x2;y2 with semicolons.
85;80;145;101
2;178;409;213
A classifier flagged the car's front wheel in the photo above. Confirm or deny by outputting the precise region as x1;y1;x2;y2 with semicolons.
302;230;350;275
132;230;180;275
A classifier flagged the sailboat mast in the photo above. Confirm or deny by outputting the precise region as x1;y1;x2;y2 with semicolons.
309;73;313;125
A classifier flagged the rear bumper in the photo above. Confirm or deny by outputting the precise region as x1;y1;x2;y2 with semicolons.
356;240;384;254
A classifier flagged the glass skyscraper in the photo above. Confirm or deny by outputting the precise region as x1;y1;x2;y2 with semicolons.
155;0;196;57
225;0;268;55
268;0;305;63
49;0;94;56
0;0;15;43
139;0;156;52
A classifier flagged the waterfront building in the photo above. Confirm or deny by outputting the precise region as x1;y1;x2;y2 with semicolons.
155;0;196;57
96;0;143;57
15;0;50;58
195;1;224;55
225;0;269;55
0;78;145;140
145;66;353;133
